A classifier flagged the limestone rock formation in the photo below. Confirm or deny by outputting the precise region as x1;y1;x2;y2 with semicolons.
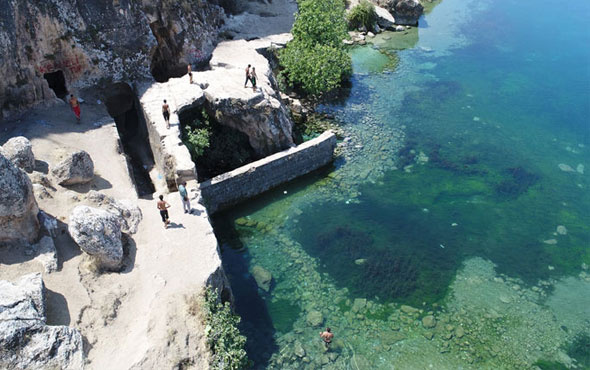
251;265;272;292
198;37;294;157
68;205;124;270
0;273;83;370
86;190;143;234
0;136;35;172
0;152;39;244
378;0;424;25
374;4;397;30
0;0;234;118
33;236;58;273
52;150;94;185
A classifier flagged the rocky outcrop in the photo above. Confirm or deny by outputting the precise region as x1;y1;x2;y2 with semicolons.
251;265;272;292
31;236;58;273
0;0;233;118
374;4;397;30
52;150;94;186
68;205;124;270
378;0;424;25
0;136;35;172
0;273;83;369
198;37;295;157
86;190;142;234
0;152;39;244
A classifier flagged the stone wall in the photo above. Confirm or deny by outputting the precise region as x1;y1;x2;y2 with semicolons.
200;131;337;214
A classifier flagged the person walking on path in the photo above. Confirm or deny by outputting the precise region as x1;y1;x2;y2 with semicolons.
320;328;334;349
178;181;191;213
244;64;251;88
69;94;81;123
157;194;171;228
162;100;170;129
187;64;193;84
250;67;258;92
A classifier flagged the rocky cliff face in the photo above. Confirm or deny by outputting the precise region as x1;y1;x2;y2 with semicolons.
0;0;234;118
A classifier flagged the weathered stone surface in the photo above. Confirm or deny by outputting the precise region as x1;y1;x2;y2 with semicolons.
0;0;230;118
68;205;123;270
422;315;437;328
306;310;324;327
352;298;367;313
251;265;272;292
200;131;337;214
400;304;420;314
86;190;143;234
378;0;424;25
33;236;58;273
198;37;294;157
0;273;83;370
0;152;40;244
52;150;94;185
1;136;35;172
374;4;397;30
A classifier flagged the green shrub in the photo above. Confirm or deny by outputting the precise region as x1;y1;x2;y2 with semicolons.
292;0;349;47
348;0;377;31
279;0;352;96
185;127;210;157
202;287;249;370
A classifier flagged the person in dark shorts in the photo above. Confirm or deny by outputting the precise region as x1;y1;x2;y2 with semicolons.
157;195;171;228
320;327;334;348
162;100;170;129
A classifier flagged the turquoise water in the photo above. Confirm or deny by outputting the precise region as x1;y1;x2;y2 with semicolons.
214;0;590;368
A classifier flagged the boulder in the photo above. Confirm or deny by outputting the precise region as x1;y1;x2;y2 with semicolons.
0;152;40;244
422;315;436;328
1;136;35;172
0;273;83;370
306;310;324;327
33;236;58;273
52;150;94;186
86;190;143;234
374;4;396;30
68;205;124;270
378;0;424;26
251;265;272;292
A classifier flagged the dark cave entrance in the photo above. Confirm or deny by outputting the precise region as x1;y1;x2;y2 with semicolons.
43;70;68;99
103;83;156;197
149;21;186;83
178;105;258;182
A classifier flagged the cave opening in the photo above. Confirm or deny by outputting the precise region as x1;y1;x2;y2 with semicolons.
43;70;68;99
179;105;258;182
103;83;156;197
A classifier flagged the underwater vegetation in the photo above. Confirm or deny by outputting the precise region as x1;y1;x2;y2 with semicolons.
495;166;540;198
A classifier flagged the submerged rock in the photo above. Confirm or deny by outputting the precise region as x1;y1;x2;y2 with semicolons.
1;136;35;172
68;205;124;270
576;164;584;174
558;163;575;172
352;298;367;313
251;265;272;292
0;152;39;244
422;315;437;329
556;225;567;235
306;310;323;327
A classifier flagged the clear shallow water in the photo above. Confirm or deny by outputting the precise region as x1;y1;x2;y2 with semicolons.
214;0;590;368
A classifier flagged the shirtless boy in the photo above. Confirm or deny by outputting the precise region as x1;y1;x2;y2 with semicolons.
157;195;171;228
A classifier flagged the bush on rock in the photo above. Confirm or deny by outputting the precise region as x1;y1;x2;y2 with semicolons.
279;0;352;97
348;0;377;31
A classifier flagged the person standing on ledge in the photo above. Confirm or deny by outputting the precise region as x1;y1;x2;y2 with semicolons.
157;194;171;228
320;327;334;349
69;94;81;123
162;99;170;129
244;64;251;88
250;67;258;92
178;181;191;214
187;64;193;84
